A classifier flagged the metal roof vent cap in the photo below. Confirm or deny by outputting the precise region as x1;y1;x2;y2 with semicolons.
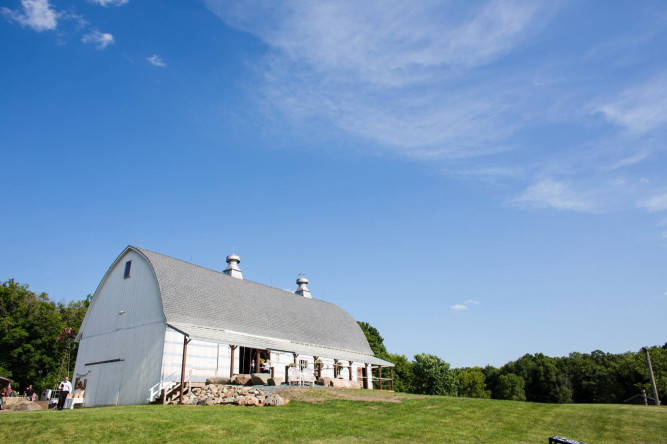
295;276;312;299
224;254;243;279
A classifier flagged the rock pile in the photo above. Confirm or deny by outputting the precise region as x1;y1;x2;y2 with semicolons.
182;384;285;407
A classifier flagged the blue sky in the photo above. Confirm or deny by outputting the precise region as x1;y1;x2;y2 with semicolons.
1;0;666;368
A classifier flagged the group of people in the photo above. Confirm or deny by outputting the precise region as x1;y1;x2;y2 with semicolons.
0;382;34;410
0;377;72;410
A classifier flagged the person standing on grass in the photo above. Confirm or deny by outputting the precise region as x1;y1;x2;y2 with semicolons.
57;377;72;410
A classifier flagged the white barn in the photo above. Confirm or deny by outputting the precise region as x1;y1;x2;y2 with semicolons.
73;246;394;406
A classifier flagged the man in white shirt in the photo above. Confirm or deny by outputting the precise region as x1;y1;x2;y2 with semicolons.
57;376;72;410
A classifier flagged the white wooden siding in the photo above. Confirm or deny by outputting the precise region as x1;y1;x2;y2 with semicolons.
73;250;166;406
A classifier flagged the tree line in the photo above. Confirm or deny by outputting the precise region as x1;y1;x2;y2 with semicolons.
0;280;89;395
358;321;666;404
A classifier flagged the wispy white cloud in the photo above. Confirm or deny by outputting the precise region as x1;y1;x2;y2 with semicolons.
205;0;554;158
509;179;600;213
594;74;667;135
89;0;129;6
450;304;468;311
82;29;115;49
2;0;58;32
466;300;480;305
639;193;667;213
204;1;667;222
147;55;166;67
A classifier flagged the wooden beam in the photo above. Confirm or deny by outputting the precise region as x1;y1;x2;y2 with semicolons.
229;345;237;378
378;366;382;391
364;363;369;389
255;349;260;374
293;353;298;365
390;367;394;391
179;336;191;404
349;361;353;381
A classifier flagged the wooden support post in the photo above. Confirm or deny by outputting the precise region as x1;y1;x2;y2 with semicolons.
390;367;394;391
285;365;289;384
293;353;298;365
255;349;260;374
271;367;275;379
179;336;191;404
229;345;237;378
378;366;382;391
313;356;319;378
349;361;353;381
364;363;369;390
334;359;339;378
643;347;661;406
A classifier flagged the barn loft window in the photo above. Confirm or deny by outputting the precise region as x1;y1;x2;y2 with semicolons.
124;261;132;279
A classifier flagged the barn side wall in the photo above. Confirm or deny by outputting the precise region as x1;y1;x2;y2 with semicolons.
73;249;166;406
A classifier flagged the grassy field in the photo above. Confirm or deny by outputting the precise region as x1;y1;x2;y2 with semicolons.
1;389;664;443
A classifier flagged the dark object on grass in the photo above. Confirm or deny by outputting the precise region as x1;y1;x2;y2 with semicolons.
549;437;584;444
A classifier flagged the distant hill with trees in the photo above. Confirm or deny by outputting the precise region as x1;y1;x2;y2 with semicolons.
358;320;665;404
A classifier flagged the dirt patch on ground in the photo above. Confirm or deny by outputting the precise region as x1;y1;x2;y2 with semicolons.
278;387;405;404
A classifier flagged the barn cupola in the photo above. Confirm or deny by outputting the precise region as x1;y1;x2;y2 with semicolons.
295;276;312;299
223;254;243;279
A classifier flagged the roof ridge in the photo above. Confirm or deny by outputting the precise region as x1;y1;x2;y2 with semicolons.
133;246;342;308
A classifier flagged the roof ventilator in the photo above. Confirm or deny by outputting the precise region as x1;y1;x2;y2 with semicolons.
223;254;243;279
295;276;312;299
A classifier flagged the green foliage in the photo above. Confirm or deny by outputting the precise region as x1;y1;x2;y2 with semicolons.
411;353;457;396
385;353;413;393
496;373;526;401
456;367;491;398
357;321;388;357
0;279;89;394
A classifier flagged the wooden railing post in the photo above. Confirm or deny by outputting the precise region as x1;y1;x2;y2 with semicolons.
179;336;191;404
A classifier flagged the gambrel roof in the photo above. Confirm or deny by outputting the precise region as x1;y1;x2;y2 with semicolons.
129;247;391;366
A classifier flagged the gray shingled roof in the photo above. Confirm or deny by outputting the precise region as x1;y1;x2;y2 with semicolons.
135;247;374;356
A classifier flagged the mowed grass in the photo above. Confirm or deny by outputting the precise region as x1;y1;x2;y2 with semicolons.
1;389;664;443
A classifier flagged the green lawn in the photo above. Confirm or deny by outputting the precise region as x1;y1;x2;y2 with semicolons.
1;390;664;443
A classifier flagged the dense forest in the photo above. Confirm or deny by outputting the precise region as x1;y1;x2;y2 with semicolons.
358;321;666;404
0;279;663;405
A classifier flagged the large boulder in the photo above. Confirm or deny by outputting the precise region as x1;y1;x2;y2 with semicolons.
268;377;283;386
316;377;332;386
329;378;361;389
230;374;252;386
206;377;230;385
10;400;43;411
250;373;271;385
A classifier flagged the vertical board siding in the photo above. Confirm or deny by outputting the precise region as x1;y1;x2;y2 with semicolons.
73;250;166;406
